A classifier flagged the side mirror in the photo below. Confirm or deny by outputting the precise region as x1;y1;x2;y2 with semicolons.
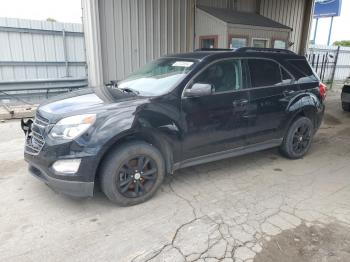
184;83;213;97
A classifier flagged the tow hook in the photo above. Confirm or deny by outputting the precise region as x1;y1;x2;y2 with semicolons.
21;118;33;135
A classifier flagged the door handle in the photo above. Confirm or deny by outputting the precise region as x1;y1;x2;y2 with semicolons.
283;90;296;96
232;99;248;107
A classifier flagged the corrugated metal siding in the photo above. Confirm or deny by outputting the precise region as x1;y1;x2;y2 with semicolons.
236;0;257;12
197;0;256;12
99;0;194;83
97;0;310;82
260;0;306;53
0;17;86;81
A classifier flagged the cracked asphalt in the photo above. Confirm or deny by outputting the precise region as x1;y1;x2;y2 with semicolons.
0;89;350;262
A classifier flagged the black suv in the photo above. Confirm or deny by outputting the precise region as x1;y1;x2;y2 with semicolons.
23;48;325;206
341;77;350;111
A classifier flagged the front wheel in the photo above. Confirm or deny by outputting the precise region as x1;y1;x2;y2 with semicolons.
100;142;165;206
280;117;314;159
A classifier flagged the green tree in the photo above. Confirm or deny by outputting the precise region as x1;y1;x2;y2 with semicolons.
46;18;57;22
333;40;350;47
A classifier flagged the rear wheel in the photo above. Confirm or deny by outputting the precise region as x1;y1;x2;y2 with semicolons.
342;102;350;112
280;117;314;159
100;142;165;206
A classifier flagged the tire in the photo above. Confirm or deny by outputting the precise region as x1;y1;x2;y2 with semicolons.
280;117;314;159
100;141;165;206
342;102;350;112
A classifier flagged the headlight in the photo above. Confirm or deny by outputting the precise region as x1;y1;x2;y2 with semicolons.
50;114;96;140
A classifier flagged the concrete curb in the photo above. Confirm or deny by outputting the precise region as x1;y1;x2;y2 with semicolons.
0;105;37;120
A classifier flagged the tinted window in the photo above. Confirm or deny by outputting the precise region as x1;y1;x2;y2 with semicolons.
194;59;242;93
247;59;282;87
281;67;293;84
287;59;317;82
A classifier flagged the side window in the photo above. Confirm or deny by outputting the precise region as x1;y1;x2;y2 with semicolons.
286;59;317;82
194;59;242;93
280;67;293;84
247;59;282;88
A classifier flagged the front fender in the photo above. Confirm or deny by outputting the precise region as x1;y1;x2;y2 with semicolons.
87;99;183;177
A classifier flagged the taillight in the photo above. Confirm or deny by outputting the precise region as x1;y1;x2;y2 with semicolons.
319;82;327;100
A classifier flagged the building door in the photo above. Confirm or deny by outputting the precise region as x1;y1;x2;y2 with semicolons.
199;35;218;49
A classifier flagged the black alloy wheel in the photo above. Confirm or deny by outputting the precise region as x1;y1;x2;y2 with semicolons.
291;123;312;155
100;141;165;206
117;155;158;198
280;117;314;159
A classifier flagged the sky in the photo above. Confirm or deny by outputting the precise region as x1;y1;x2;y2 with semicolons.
0;0;82;23
0;0;349;45
311;0;350;45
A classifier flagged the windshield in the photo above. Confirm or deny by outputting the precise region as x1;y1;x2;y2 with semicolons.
118;58;197;96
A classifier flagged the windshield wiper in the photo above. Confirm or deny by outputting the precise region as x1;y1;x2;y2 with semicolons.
106;80;139;96
120;87;139;95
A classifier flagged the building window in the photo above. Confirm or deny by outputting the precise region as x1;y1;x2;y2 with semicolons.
273;40;287;49
229;36;247;49
252;38;269;48
199;35;218;49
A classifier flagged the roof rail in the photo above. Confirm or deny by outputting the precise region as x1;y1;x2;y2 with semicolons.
235;47;295;55
194;48;233;52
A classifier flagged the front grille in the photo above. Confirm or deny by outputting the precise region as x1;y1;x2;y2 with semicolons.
34;113;50;128
25;113;49;155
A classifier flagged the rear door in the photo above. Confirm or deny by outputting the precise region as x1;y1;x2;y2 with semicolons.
244;58;299;144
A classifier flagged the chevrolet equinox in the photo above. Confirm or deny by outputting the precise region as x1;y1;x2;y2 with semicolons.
22;48;326;206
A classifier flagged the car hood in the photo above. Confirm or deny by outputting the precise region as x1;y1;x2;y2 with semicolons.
37;88;149;122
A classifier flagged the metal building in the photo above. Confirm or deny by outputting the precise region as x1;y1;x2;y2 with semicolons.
82;0;315;88
0;17;86;81
196;6;292;50
0;17;87;104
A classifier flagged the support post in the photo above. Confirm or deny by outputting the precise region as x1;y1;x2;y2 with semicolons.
193;0;196;50
330;46;340;89
62;29;69;77
313;18;319;44
327;16;334;46
81;0;104;88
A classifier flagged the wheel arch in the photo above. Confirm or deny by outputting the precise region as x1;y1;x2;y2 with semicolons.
283;93;321;136
93;130;174;185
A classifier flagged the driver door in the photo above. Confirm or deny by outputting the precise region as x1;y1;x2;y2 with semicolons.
181;58;251;160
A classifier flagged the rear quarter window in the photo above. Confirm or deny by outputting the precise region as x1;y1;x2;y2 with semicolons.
286;59;318;83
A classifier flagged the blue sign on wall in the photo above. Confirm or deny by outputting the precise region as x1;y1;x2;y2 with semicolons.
314;0;342;18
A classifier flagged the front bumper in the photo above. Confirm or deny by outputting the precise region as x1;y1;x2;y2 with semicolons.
24;150;98;198
28;163;94;197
